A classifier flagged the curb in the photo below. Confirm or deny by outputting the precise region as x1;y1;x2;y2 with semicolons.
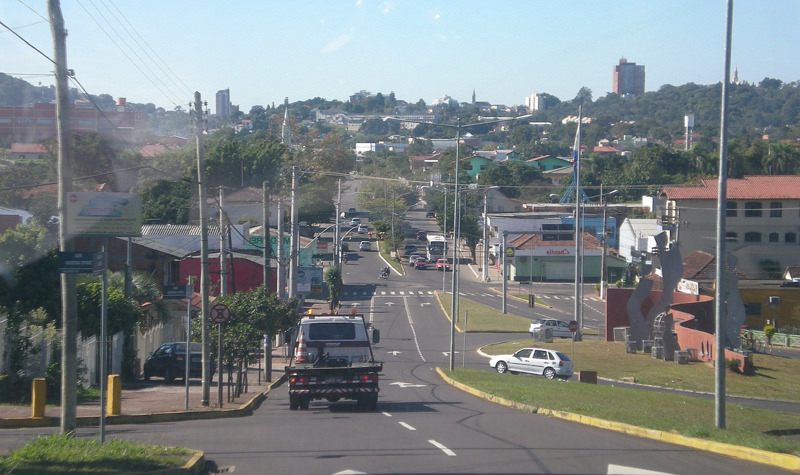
435;367;800;472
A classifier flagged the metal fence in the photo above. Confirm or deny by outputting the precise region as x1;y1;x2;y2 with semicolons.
0;316;122;388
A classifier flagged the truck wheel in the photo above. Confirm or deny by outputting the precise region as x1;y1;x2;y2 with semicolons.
299;398;310;410
289;396;300;410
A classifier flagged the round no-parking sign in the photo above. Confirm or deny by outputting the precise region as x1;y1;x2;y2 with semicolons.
210;303;231;324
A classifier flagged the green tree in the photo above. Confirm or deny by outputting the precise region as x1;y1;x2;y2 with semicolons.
199;289;298;394
477;161;545;199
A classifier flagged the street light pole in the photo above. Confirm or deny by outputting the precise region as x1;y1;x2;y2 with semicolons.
449;119;461;371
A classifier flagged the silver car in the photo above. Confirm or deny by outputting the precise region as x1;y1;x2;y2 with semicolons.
489;347;573;380
529;318;573;338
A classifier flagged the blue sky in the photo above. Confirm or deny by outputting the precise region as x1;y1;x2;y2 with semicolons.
3;1;799;113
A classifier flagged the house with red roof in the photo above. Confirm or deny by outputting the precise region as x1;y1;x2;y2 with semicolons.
10;143;48;160
660;175;800;279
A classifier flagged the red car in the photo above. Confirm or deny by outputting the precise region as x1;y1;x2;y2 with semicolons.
412;257;427;269
416;230;427;240
435;258;452;271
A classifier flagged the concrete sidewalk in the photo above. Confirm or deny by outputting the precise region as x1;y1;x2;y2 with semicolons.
0;354;289;430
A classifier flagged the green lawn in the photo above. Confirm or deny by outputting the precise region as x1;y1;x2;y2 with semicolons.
0;435;194;474
485;339;800;402
442;368;800;456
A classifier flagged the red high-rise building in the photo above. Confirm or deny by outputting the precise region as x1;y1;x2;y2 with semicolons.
613;58;645;96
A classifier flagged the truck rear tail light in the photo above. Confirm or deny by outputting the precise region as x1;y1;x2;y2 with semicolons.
290;376;306;385
361;374;377;384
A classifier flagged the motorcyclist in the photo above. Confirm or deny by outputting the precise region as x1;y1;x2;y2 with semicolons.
381;266;390;278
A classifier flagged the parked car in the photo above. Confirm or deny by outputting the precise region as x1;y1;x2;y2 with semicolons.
435;258;452;271
412;256;428;269
529;318;574;338
489;347;573;380
348;207;357;214
416;230;427;240
425;210;436;218
143;342;212;383
349;217;361;227
359;240;371;251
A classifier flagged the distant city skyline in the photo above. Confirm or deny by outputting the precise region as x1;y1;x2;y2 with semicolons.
2;1;799;112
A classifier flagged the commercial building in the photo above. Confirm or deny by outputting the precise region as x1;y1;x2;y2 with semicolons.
216;88;231;117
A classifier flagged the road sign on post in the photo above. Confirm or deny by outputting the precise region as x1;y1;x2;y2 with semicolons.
210;303;231;324
568;320;579;333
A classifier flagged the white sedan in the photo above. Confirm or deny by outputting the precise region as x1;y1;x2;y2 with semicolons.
489;347;573;380
529;318;574;338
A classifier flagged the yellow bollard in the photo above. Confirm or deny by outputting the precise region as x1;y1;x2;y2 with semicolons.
107;374;122;416
31;378;46;418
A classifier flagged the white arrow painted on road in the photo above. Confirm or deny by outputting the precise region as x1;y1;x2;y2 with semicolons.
386;302;394;307
607;465;674;475
333;471;368;475
389;382;427;388
442;351;460;357
420;302;431;307
388;350;402;356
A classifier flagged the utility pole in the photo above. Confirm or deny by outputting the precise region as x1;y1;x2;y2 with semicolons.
193;92;211;406
289;166;299;298
262;182;271;292
49;0;77;434
334;179;341;266
219;187;228;297
277;198;286;300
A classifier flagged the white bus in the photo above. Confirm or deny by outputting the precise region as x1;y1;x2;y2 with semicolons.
426;234;448;262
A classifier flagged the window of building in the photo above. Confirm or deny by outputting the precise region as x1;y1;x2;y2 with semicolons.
744;232;761;242
0;118;12;124
36;119;54;125
16;118;33;125
744;202;762;217
786;233;797;243
770;202;782;218
769;233;779;243
725;232;737;242
726;201;737;217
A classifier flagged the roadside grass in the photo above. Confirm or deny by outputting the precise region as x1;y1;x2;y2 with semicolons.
378;241;403;273
0;434;193;474
485;339;800;402
436;292;530;332
442;368;800;456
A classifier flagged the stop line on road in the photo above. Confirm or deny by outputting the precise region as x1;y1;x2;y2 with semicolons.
342;290;436;297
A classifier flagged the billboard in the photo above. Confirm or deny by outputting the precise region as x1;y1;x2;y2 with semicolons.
65;192;142;237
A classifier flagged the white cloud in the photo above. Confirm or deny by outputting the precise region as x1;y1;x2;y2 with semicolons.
355;0;364;7
434;13;441;21
321;34;353;54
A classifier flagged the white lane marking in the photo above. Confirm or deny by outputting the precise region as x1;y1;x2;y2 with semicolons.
389;382;426;388
399;422;416;431
428;439;456;456
382;412;392;417
403;296;426;362
607;465;674;475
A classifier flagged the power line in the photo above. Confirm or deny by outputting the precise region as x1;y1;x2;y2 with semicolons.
0;18;55;66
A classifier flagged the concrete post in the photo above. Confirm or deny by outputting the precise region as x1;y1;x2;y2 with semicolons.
31;378;46;418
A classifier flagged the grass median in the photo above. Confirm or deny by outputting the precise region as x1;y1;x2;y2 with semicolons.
441;367;800;456
0;434;195;474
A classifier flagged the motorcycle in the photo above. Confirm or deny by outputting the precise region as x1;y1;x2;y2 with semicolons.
380;269;389;280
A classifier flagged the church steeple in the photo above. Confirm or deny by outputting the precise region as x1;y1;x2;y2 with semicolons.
472;89;476;104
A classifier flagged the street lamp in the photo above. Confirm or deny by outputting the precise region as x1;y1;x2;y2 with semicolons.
385;114;532;371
